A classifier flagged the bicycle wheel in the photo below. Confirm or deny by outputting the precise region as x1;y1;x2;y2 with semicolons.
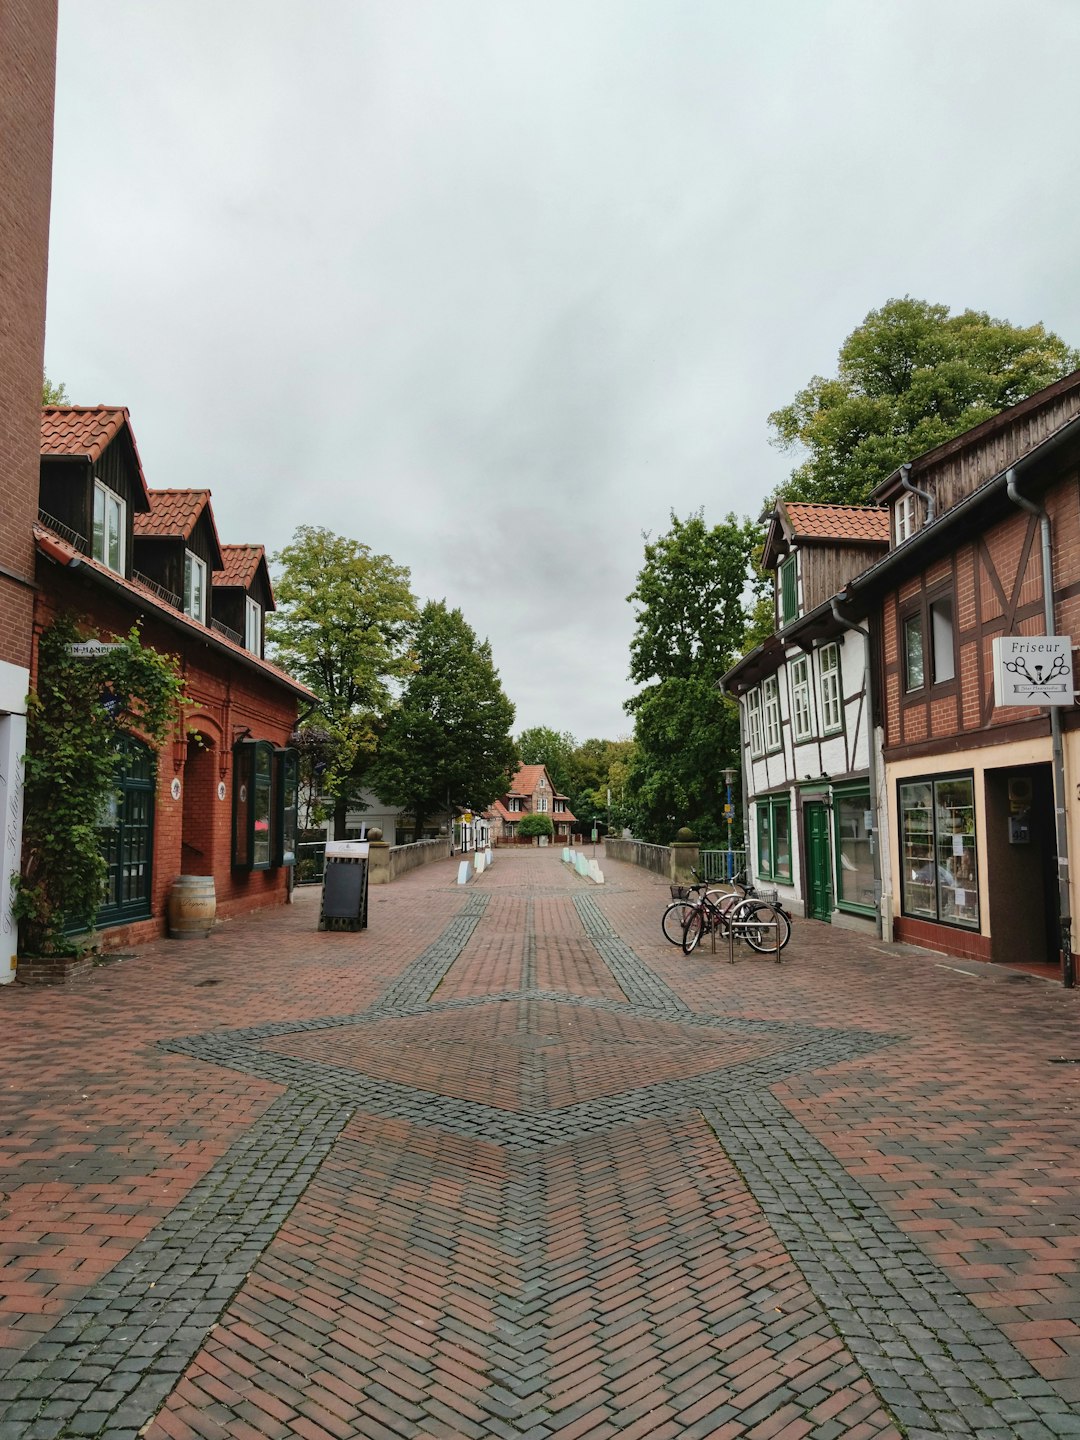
682;907;706;954
741;902;792;954
661;901;694;945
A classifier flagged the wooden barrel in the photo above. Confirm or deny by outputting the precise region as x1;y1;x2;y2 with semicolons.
167;875;217;940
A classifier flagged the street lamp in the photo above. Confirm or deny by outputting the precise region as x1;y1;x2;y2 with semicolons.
722;766;736;880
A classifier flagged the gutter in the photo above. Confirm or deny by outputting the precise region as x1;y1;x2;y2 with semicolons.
1005;467;1074;988
829;597;884;939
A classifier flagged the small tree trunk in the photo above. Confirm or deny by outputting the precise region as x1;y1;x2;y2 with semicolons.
333;796;348;841
412;806;425;844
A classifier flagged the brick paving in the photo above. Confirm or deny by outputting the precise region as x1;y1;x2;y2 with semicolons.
1;852;1080;1436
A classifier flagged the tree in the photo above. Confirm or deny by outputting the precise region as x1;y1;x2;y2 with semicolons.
516;726;575;797
517;812;554;841
770;298;1080;506
371;601;517;842
567;736;636;832
623;511;758;845
266;526;418;836
42;374;69;405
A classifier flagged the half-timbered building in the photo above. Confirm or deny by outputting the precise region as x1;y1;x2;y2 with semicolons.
489;763;577;843
722;502;889;930
846;370;1080;973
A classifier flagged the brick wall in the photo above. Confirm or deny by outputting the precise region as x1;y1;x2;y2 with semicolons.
30;563;302;953
0;1;57;671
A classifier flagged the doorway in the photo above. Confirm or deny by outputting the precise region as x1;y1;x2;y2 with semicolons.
984;763;1056;967
804;800;833;922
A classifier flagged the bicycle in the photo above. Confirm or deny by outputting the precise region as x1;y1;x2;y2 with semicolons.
680;880;791;956
660;869;748;945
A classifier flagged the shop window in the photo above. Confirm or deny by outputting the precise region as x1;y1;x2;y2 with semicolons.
763;676;781;752
819;644;842;734
899;773;978;929
92;480;126;574
96;735;155;927
233;738;274;871
791;656;813;741
834;788;874;913
274;748;299;867
746;688;764;758
756;795;791;882
779;555;798;626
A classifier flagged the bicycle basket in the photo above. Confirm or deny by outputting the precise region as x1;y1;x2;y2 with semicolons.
749;887;779;906
670;884;692;901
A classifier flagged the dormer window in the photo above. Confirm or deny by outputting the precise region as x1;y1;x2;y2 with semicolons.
245;595;262;655
778;554;797;626
183;550;207;622
895;492;916;544
92;480;126;574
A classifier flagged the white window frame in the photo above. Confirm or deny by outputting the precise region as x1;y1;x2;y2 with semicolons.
536;797;548;812
92;480;126;574
895;492;916;545
184;550;208;623
746;688;764;758
819;643;842;734
791;656;814;742
245;595;262;655
762;676;781;753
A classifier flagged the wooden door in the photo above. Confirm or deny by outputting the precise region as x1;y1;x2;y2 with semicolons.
804;802;832;922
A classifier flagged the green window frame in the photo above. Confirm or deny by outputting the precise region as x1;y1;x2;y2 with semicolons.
779;554;798;626
274;747;299;867
756;795;791;882
833;784;875;915
233;738;275;871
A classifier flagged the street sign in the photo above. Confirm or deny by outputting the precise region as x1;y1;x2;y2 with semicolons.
992;635;1075;706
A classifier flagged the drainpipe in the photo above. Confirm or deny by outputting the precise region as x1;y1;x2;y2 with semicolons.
900;461;936;524
830;596;884;939
1005;468;1074;987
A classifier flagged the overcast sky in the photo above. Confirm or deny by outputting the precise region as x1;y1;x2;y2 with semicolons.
45;1;1080;740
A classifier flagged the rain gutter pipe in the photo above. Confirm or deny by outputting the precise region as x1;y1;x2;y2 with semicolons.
830;596;884;939
900;461;935;523
1005;467;1073;987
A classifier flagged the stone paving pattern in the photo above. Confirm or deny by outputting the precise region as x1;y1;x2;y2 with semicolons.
1;852;1080;1437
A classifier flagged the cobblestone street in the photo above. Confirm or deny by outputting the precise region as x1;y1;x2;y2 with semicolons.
3;850;1080;1439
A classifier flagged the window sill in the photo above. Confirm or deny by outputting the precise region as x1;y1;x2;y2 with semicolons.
837;900;875;917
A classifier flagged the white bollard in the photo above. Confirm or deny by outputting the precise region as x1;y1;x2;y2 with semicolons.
457;860;473;885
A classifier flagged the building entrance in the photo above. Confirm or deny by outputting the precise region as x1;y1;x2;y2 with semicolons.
984;763;1057;968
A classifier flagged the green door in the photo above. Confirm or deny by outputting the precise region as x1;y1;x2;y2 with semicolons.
804;801;832;922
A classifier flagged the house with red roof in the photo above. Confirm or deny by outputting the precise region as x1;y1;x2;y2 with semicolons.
30;406;314;973
489;762;576;843
722;501;890;932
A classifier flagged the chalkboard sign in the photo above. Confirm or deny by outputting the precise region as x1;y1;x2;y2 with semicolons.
323;861;366;920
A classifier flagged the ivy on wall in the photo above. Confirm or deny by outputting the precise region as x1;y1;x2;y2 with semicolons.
16;615;187;955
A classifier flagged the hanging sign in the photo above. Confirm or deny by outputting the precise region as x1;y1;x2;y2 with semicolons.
992;636;1075;706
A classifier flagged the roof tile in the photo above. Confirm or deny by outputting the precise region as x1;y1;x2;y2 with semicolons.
133;489;211;540
783;502;889;544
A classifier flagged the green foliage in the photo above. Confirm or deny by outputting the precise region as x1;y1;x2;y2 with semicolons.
266;526;418;825
517;812;554;839
371;601;517;839
770;297;1080;505
42;374;69;405
16;615;186;954
622;511;757;844
516;726;575;797
566;736;636;829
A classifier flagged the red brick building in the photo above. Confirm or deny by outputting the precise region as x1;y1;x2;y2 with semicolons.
0;1;58;981
489;763;576;842
30;408;313;966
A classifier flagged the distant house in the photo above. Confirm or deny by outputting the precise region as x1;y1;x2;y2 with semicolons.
489;763;576;842
722;502;889;930
32;406;314;963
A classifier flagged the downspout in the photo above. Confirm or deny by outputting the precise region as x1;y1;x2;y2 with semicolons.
1005;468;1074;987
900;461;936;524
830;596;884;939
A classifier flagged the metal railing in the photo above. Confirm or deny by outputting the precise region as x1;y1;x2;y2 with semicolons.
296;840;326;885
211;617;243;645
698;848;747;882
38;510;87;551
133;570;183;610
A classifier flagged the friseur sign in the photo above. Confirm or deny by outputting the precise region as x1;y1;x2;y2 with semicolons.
991;635;1075;706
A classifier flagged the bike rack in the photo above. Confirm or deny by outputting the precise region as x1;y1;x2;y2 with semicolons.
726;916;783;965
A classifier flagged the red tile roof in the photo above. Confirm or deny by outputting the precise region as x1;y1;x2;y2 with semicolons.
215;543;265;588
782;502;890;544
134;489;211;540
41;406;151;508
33;520;315;701
512;763;549;798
